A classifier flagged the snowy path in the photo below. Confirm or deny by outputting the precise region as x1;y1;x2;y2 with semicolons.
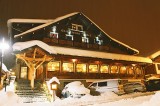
92;95;152;106
52;92;154;106
90;93;153;106
88;92;153;106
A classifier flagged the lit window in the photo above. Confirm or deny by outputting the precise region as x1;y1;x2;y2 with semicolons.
82;31;89;43
89;64;98;73
128;67;134;74
135;67;142;75
48;61;60;71
100;65;109;73
63;62;73;72
66;29;73;41
76;64;87;73
95;36;103;45
111;66;118;74
71;24;83;31
50;26;58;39
120;66;127;74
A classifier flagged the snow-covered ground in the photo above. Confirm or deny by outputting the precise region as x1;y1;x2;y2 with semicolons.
0;83;159;106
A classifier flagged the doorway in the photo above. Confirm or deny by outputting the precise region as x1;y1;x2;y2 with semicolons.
20;67;28;79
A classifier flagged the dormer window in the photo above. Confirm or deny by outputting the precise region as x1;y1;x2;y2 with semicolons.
71;24;83;31
95;33;103;45
82;31;89;43
66;29;74;41
50;26;58;39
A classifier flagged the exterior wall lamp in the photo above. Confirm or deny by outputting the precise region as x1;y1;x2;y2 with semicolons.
50;81;58;102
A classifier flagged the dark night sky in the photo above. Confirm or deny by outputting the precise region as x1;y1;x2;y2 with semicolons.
0;0;160;56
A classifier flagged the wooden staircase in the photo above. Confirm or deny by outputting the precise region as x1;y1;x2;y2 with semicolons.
15;79;49;103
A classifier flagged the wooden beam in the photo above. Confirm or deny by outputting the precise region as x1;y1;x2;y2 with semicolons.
35;55;47;69
16;54;52;61
16;54;31;68
33;48;37;59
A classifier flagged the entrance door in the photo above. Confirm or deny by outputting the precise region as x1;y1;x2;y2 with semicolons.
20;67;28;79
36;65;43;80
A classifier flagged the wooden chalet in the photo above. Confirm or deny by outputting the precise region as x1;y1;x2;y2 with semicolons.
8;12;152;88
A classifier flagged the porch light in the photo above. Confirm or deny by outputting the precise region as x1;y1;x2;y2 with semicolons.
72;59;77;63
50;81;58;90
50;81;58;102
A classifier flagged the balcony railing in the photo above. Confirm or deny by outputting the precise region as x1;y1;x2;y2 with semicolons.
43;38;109;51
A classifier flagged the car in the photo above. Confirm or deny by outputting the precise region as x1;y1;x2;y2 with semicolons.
88;79;125;95
123;82;146;93
145;79;160;91
61;81;90;98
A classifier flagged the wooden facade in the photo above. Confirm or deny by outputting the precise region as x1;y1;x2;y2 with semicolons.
8;12;152;88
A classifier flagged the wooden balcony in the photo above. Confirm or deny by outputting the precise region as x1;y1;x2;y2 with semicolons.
74;42;82;48
99;45;109;51
59;40;73;46
43;37;110;52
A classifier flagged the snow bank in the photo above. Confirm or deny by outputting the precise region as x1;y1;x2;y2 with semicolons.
0;91;19;106
62;81;90;95
136;91;160;106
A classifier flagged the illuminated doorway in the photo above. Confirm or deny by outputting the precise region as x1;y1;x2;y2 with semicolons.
20;67;28;79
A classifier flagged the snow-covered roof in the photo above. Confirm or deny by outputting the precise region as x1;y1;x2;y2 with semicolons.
13;40;152;63
7;19;54;27
149;51;160;59
10;12;139;54
13;12;79;38
51;46;151;63
13;40;57;54
48;77;60;84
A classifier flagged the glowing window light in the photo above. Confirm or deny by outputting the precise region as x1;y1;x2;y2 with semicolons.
100;65;109;73
120;66;127;74
89;64;98;73
76;64;87;73
111;65;118;74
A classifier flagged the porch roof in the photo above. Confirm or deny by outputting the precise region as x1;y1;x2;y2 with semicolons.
13;40;152;64
51;46;152;63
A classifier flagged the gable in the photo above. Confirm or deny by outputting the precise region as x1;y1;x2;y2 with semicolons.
8;12;139;55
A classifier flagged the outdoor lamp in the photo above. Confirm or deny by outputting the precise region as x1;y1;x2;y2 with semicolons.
50;81;58;102
0;38;9;50
50;81;58;90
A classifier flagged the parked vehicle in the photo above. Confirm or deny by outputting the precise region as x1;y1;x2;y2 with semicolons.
61;81;90;98
145;79;160;91
123;82;146;93
88;79;125;95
